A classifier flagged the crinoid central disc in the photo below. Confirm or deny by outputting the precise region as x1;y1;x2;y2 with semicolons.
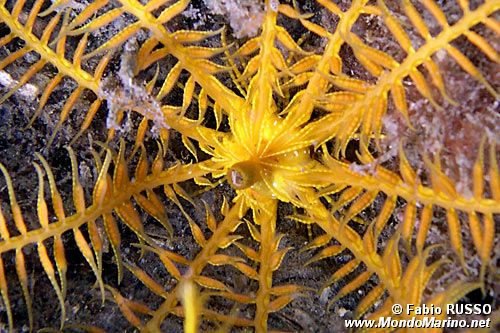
228;160;262;190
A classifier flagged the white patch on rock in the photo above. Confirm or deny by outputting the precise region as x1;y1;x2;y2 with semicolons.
204;0;265;38
0;70;39;101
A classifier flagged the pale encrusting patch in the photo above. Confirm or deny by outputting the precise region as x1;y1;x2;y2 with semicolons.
203;0;265;38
